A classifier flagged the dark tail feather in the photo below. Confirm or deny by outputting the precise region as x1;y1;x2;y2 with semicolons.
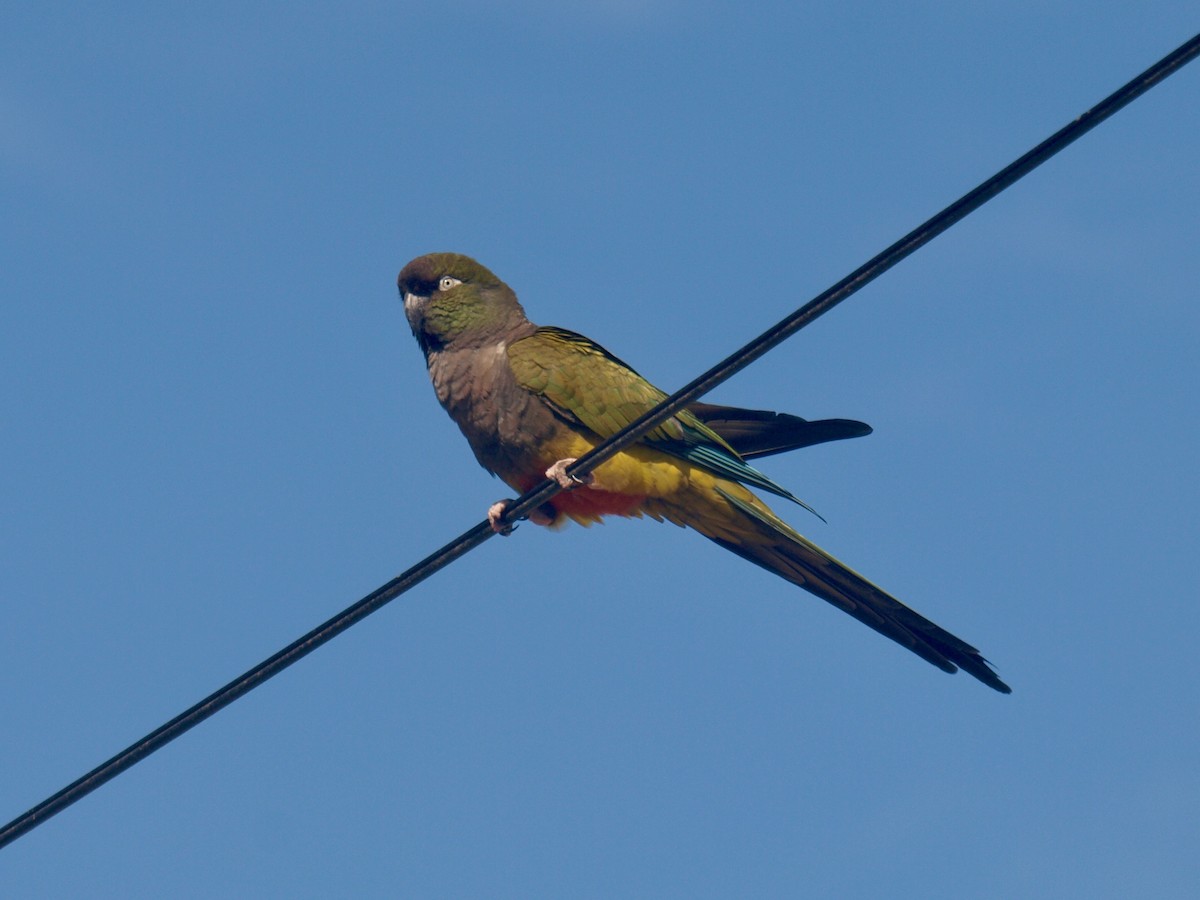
688;402;872;459
710;489;1011;693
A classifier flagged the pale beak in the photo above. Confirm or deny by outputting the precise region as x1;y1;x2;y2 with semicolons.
403;291;428;318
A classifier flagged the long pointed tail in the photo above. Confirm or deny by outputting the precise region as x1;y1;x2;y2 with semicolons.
664;484;1011;692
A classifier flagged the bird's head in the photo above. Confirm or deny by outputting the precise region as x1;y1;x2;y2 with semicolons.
398;253;527;354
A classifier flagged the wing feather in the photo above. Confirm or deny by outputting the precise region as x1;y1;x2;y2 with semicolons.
508;328;804;504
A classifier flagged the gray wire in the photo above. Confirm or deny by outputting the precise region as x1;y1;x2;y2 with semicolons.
3;31;1196;852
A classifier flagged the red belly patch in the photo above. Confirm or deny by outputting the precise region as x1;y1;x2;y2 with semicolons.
549;487;646;519
515;473;647;521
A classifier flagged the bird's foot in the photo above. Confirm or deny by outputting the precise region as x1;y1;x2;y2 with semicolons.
488;500;517;535
488;499;554;535
545;458;594;489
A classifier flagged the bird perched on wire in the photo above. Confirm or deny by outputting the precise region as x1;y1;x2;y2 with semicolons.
398;252;1009;693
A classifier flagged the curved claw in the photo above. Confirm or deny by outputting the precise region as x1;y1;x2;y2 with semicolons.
489;499;556;533
545;458;594;489
488;500;518;536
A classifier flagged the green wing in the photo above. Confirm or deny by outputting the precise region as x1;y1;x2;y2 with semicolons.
508;327;806;506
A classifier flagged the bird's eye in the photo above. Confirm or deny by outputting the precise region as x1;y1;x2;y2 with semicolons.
438;276;462;291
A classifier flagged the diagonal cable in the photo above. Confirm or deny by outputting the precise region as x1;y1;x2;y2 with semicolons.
2;31;1197;852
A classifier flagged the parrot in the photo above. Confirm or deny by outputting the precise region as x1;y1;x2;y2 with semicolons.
398;252;1010;693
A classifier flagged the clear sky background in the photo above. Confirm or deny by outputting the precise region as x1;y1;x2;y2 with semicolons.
3;3;1198;897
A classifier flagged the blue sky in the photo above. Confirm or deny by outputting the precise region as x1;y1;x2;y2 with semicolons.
3;3;1198;897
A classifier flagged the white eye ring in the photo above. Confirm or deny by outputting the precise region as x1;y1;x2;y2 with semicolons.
438;276;462;291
